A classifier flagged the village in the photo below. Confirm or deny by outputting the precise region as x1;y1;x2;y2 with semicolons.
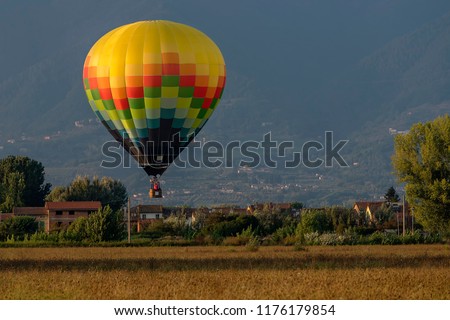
0;197;413;236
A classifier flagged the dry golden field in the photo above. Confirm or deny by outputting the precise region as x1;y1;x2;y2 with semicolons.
0;245;448;299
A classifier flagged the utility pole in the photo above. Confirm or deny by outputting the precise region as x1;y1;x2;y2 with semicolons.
127;197;131;244
396;212;400;236
137;203;141;233
402;193;406;236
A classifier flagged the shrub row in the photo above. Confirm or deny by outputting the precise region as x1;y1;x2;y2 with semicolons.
297;231;442;246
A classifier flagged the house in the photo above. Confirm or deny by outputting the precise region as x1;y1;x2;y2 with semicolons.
247;202;293;214
365;202;384;222
130;205;164;221
211;207;234;214
232;208;248;215
353;201;384;224
353;201;370;216
10;201;102;232
130;205;164;232
274;203;293;213
45;201;101;231
210;206;250;215
12;207;47;231
353;201;412;228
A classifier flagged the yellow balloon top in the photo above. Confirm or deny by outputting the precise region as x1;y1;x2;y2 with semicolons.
83;20;226;177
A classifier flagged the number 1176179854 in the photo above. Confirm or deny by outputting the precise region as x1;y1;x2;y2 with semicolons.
256;304;336;316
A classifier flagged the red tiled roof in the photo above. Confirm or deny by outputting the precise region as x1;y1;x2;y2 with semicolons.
13;207;47;215
354;201;370;209
275;203;292;209
354;201;384;212
45;201;101;210
367;202;384;212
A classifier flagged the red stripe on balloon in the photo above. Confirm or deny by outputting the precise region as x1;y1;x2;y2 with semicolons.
202;98;212;109
99;88;113;100
214;87;223;99
89;77;98;89
179;75;195;87
114;98;130;110
162;63;179;75
143;76;162;87
193;86;207;98
127;87;144;98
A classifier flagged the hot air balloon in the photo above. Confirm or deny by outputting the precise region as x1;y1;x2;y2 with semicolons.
83;20;226;198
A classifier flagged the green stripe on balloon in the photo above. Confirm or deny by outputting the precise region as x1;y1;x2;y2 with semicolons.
103;100;116;110
91;89;101;100
162;76;179;87
197;108;207;119
144;87;161;98
129;98;145;109
178;87;194;97
190;98;203;109
116;109;132;120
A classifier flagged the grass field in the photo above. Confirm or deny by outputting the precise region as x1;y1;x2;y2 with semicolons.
0;245;448;299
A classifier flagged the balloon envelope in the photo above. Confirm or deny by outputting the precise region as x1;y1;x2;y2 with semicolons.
83;20;226;176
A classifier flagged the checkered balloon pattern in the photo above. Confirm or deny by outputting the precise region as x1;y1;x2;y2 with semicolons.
83;20;226;176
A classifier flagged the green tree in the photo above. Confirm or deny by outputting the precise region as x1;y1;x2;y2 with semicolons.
326;207;356;234
201;213;258;240
85;205;126;242
0;156;51;212
64;217;89;242
392;115;450;232
1;172;26;212
297;209;333;235
384;186;400;203
373;204;395;229
254;209;285;236
0;216;38;241
45;186;67;202
47;176;127;212
291;202;304;210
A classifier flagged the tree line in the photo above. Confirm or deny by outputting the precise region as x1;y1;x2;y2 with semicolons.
0;114;449;244
0;156;128;213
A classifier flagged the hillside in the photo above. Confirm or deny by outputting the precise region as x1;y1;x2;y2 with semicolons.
1;0;450;206
318;11;450;204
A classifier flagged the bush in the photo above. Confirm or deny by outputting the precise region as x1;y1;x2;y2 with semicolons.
244;236;260;252
303;232;320;245
223;226;259;247
0;216;38;241
236;226;255;243
254;210;284;236
300;232;360;246
201;214;258;240
143;219;175;239
422;232;442;244
401;231;422;244
64;217;89;242
85;205;126;242
368;231;384;244
272;225;297;245
382;233;402;245
297;210;333;235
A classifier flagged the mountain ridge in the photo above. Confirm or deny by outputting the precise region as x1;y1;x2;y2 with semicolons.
1;1;450;206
